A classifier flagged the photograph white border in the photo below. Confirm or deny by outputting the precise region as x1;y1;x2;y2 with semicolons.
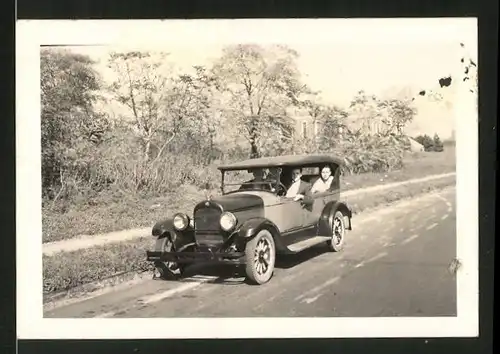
16;18;478;339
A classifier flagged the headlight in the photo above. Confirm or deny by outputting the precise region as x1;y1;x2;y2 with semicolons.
173;213;189;231
220;212;237;232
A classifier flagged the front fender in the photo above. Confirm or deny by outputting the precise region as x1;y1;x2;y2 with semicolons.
318;201;353;235
152;218;195;248
234;217;286;251
152;218;175;237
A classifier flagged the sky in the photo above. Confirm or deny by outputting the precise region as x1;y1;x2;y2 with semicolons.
55;19;477;140
67;40;463;105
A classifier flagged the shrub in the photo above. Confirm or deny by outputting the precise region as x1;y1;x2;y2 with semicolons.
414;134;434;152
414;133;444;152
335;133;406;174
433;133;444;152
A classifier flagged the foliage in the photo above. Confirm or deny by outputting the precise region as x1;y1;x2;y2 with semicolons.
414;133;444;152
414;134;433;151
211;44;314;158
106;52;220;163
433;133;444;152
300;100;349;150
337;133;407;174
348;90;385;134
41;45;422;212
347;90;416;137
379;98;416;135
41;49;111;202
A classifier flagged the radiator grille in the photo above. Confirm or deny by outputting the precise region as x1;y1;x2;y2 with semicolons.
194;206;224;246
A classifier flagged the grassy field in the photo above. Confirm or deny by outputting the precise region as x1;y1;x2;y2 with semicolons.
43;171;455;296
42;147;456;244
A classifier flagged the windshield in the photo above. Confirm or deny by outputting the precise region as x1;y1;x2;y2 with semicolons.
221;168;281;194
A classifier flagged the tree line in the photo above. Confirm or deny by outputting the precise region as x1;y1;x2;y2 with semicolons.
41;44;421;204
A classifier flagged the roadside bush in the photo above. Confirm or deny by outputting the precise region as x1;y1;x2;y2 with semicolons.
414;133;444;152
336;133;406;174
414;134;433;151
433;133;444;152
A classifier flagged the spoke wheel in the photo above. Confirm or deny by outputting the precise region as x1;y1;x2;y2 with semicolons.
327;211;346;252
244;230;276;285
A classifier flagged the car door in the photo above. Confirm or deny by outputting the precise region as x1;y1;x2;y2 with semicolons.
265;197;307;233
303;171;341;227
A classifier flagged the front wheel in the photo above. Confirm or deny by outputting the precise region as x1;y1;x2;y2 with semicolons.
244;229;276;285
153;235;185;280
326;210;347;252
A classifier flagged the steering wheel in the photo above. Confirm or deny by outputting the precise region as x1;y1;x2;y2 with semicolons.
274;182;288;196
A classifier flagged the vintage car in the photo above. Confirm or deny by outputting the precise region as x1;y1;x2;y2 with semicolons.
146;154;353;285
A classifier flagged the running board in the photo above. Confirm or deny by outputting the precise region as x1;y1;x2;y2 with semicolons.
286;236;331;253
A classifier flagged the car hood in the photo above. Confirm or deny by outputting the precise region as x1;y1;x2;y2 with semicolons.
206;193;264;212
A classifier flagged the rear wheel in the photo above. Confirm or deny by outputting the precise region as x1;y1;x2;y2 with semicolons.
153;235;185;280
244;230;276;285
326;211;347;252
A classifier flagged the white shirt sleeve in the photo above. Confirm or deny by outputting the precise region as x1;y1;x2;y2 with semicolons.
286;180;301;197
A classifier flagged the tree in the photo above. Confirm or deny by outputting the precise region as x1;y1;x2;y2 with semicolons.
107;51;175;162
211;44;313;158
107;52;217;163
301;100;348;149
414;134;435;152
41;48;109;200
173;66;225;163
433;133;444;152
379;98;416;136
348;91;385;135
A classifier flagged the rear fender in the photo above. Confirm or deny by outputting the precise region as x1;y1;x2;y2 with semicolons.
318;201;353;235
234;217;286;251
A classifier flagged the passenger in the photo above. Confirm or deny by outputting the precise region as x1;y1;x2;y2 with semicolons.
310;165;334;194
285;167;311;201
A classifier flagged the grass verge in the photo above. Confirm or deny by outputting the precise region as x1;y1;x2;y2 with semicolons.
42;148;456;243
43;174;455;297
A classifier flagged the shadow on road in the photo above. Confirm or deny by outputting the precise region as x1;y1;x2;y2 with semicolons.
275;243;332;269
158;243;334;286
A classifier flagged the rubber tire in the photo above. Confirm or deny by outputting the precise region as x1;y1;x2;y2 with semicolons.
326;210;347;252
244;229;276;285
153;235;185;280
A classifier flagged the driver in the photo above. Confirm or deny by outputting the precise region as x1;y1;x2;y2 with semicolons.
239;168;273;191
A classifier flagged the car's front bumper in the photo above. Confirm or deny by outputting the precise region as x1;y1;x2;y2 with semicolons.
146;250;246;265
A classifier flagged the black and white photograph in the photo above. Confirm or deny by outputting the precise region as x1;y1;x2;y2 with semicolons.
16;18;478;339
